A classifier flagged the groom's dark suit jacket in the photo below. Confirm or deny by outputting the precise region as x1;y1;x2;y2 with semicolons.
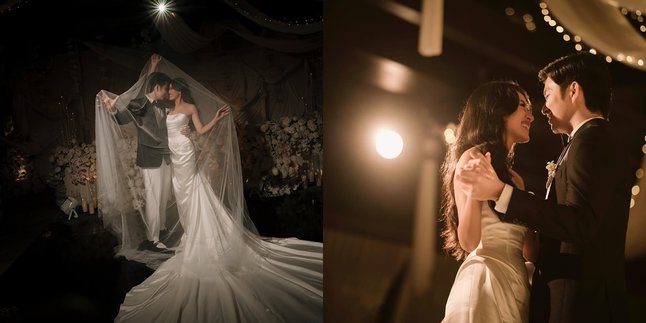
503;118;630;322
114;96;171;168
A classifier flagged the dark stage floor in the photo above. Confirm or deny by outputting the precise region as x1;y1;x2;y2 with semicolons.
0;188;322;322
0;192;152;322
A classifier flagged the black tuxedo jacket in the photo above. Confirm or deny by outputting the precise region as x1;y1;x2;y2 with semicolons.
504;118;630;322
114;96;171;168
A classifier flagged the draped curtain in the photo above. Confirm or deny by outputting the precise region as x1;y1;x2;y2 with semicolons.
545;0;646;72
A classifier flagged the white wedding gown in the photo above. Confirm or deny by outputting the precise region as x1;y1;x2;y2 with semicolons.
442;203;530;323
115;113;323;322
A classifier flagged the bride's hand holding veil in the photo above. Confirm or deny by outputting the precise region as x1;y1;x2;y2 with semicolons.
214;104;231;123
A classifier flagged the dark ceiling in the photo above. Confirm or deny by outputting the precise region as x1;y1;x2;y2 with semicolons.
324;0;646;243
0;0;322;63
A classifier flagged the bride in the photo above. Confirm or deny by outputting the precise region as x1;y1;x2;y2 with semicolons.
96;55;322;322
440;81;537;322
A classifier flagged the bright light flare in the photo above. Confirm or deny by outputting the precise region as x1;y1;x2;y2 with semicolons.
150;0;174;18
375;129;404;159
157;3;167;13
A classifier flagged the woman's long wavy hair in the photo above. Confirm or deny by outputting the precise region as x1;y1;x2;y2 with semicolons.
440;80;530;260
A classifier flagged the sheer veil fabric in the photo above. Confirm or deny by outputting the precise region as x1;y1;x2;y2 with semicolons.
95;56;322;322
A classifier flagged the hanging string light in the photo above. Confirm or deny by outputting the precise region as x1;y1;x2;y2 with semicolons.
632;136;646;209
538;2;646;68
0;0;26;15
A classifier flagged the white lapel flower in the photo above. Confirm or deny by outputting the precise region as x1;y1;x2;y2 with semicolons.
545;160;557;190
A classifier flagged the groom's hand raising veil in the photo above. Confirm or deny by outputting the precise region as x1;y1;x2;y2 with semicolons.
101;93;119;111
456;151;505;201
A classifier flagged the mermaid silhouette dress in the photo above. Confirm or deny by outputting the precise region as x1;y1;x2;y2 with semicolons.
115;113;323;323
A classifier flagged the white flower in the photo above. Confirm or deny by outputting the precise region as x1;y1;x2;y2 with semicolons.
545;160;557;190
546;160;557;178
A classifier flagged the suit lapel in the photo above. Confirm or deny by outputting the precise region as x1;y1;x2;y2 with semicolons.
545;118;606;200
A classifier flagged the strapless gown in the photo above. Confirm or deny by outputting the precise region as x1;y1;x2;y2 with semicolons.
115;113;323;323
443;203;530;323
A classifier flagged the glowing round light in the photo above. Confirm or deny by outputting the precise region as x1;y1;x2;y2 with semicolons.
523;14;533;23
642;143;646;154
556;26;564;33
444;128;456;144
375;129;404;159
563;34;571;41
589;48;597;54
539;2;547;9
157;2;168;13
640;25;646;32
575;44;582;51
632;185;641;196
541;9;549;15
574;35;582;42
637;10;643;16
544;15;552;22
605;56;613;63
640;59;645;66
627;56;634;63
637;169;644;179
621;8;628;15
505;7;515;16
548;20;557;27
630;198;635;208
526;22;536;31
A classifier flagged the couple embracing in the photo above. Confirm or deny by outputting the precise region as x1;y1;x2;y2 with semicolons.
442;52;631;323
96;54;322;322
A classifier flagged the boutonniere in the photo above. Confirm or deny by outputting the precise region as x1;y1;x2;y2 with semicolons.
545;160;557;189
546;160;557;176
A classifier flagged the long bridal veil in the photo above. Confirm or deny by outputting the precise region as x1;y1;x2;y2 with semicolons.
96;56;322;322
95;54;322;277
95;55;256;267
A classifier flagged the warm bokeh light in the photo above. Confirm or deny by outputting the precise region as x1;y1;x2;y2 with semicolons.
375;129;404;159
444;123;457;144
377;58;411;93
637;168;644;179
632;185;641;196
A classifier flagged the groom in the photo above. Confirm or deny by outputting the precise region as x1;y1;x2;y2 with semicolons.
456;52;631;322
103;55;184;252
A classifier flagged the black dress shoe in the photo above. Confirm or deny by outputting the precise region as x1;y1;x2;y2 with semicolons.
137;240;153;251
151;241;174;254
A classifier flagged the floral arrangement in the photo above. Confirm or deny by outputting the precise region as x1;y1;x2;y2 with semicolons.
48;140;97;187
0;146;36;197
254;112;323;197
114;136;146;210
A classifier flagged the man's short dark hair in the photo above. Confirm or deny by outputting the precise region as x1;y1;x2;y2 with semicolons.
538;52;612;118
